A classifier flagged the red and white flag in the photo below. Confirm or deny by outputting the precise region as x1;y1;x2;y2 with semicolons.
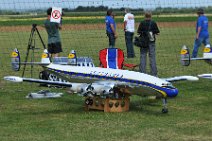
50;7;62;23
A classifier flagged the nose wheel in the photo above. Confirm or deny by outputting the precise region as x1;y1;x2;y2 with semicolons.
162;98;168;114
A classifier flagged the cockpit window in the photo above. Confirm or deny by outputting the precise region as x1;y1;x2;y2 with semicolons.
162;82;175;89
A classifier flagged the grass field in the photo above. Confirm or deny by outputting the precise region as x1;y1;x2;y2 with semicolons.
0;16;212;141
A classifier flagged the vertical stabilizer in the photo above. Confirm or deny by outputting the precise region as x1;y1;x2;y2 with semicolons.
41;49;50;64
203;44;212;65
180;45;190;66
68;50;77;65
203;44;212;58
11;48;21;71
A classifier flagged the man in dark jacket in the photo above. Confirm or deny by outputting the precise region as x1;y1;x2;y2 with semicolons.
44;7;63;58
137;11;160;76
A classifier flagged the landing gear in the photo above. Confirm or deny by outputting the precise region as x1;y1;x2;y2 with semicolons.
161;98;168;114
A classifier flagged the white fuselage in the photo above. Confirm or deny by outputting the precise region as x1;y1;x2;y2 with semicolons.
45;64;178;98
47;64;169;87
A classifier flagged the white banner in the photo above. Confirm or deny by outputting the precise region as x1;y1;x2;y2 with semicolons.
50;7;62;23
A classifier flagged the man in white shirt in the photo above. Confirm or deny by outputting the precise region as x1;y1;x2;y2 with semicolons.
124;8;135;58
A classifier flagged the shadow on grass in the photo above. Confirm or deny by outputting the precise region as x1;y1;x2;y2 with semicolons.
3;90;174;117
129;98;161;114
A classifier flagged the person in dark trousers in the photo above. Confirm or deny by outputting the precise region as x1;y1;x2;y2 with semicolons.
44;7;63;58
124;8;135;58
192;8;210;58
105;9;118;48
137;11;160;76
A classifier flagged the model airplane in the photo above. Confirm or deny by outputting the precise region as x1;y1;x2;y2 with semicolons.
180;45;212;80
4;48;199;113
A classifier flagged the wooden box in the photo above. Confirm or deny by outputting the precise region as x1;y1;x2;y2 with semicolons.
84;96;130;112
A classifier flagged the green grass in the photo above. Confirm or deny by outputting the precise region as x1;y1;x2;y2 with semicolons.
0;20;212;141
0;81;212;141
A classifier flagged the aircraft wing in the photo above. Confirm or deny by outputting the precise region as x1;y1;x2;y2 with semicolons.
198;74;212;79
3;76;94;96
3;76;169;98
163;76;199;82
4;76;73;87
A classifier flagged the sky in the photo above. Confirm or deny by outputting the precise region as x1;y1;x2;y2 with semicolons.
0;0;212;11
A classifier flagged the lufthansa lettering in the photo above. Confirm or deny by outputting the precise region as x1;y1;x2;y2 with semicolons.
90;71;123;78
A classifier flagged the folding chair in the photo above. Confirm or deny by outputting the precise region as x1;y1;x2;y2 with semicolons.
99;48;138;70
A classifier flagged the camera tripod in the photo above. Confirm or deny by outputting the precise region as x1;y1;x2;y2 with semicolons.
22;24;46;77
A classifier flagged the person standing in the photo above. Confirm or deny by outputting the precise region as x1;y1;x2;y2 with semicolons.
192;8;210;58
44;7;63;58
105;9;118;48
137;11;160;76
124;8;135;58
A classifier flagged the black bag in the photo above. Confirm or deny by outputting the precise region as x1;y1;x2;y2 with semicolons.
134;36;149;48
134;21;154;48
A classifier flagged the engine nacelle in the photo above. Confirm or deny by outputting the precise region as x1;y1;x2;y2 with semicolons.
69;83;90;95
90;84;113;96
101;87;114;95
69;83;114;97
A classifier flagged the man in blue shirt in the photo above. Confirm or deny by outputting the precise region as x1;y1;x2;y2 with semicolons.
105;9;118;48
192;8;210;58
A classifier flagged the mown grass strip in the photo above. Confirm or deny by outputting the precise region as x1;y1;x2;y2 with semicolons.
1;15;212;26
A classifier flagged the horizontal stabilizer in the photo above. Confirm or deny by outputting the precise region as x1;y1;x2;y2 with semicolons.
19;62;50;65
182;57;212;61
164;76;199;82
198;74;212;79
192;57;212;60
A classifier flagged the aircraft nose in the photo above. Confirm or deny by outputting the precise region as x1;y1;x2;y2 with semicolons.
166;88;178;97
